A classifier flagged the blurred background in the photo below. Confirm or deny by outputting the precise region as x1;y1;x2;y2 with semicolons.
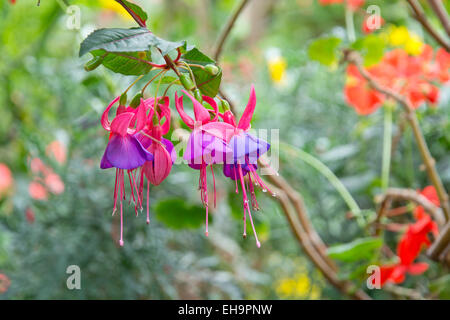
0;0;449;299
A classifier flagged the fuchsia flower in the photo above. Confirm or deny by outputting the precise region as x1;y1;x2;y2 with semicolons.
136;96;177;224
175;90;234;236
100;96;154;246
220;86;271;247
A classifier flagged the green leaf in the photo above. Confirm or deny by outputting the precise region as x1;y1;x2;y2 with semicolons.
351;34;386;67
308;37;342;67
91;50;152;76
121;0;148;24
160;75;180;85
181;48;222;97
327;237;382;262
79;27;185;57
154;198;206;230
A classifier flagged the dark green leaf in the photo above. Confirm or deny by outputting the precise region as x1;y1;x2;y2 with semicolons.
327;237;382;262
181;48;222;97
121;0;148;24
155;198;206;230
79;28;185;57
91;50;152;76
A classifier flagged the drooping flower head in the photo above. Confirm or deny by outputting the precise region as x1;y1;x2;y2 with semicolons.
175;90;234;236
100;96;154;246
136;96;177;224
220;85;271;247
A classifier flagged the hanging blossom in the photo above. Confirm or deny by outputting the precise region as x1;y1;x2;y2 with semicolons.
345;46;450;115
136;96;177;224
220;86;271;247
100;96;154;246
175;90;234;237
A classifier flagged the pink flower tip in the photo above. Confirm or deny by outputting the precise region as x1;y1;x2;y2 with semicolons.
205;231;209;237
119;240;124;247
146;219;150;225
256;241;261;248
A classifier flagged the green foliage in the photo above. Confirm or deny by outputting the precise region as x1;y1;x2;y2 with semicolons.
181;48;222;97
351;34;386;66
79;27;185;75
155;198;206;230
327;237;382;262
308;37;342;67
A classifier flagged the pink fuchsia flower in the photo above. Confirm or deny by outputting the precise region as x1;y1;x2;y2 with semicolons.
100;96;154;246
220;86;271;247
46;140;67;165
0;274;10;294
175;90;234;236
0;163;13;199
135;96;177;224
28;180;48;200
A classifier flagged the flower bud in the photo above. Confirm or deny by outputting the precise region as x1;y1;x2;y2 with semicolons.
84;56;104;71
129;93;143;109
204;64;219;76
179;73;196;91
119;93;127;106
193;89;203;103
220;100;230;112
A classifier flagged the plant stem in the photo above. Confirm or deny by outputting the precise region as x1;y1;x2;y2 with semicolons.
381;106;392;191
214;0;251;61
345;4;356;43
281;142;364;226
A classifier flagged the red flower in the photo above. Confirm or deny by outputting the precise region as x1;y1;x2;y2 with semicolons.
345;46;449;114
414;186;440;220
378;215;438;287
344;65;384;115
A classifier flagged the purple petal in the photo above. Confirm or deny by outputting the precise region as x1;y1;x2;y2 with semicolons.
228;133;270;165
103;134;153;170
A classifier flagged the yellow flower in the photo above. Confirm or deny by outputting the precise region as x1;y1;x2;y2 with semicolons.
267;56;287;84
388;26;410;46
387;26;424;56
276;278;296;298
404;33;423;56
294;274;311;297
99;0;134;21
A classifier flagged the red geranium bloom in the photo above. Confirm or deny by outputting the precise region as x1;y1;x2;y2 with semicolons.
377;214;438;287
344;65;384;115
414;186;440;220
345;46;449;114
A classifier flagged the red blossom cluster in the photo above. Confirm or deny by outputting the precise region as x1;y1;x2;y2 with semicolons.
345;46;450;115
376;186;440;287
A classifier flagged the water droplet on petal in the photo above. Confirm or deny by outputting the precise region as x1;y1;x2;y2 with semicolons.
262;189;267;193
